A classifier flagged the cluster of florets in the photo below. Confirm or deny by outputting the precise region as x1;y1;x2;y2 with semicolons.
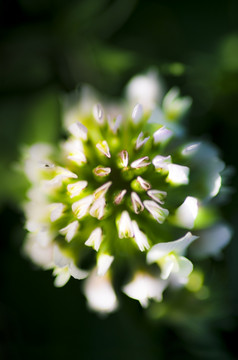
22;71;231;313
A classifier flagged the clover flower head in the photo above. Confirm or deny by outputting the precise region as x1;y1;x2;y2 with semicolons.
22;72;231;314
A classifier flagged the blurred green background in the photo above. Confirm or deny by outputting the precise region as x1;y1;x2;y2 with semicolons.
1;0;238;359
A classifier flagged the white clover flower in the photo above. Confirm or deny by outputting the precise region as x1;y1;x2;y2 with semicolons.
53;245;88;287
174;196;199;229
147;232;198;284
83;269;118;314
21;71;230;313
162;87;192;121
123;271;168;307
97;254;114;276
126;70;163;112
23;234;54;269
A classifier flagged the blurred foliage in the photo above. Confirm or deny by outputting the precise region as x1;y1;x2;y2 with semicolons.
0;0;238;359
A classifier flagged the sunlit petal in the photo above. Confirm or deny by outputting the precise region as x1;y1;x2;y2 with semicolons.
83;270;118;313
97;254;114;276
118;211;134;238
59;220;79;242
175;196;198;229
85;227;103;251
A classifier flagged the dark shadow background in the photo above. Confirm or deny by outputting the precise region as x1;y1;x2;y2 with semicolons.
1;0;238;359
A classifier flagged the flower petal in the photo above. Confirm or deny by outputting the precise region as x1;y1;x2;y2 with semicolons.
90;198;106;220
83;270;118;313
152;155;171;171
132;221;150;251
119;150;129;167
72;195;94;219
132;104;143;123
23;235;54;269
63;139;87;164
162;87;192;121
53;245;69;268
67;181;88;198
136;176;151;191
68;121;88;140
159;255;178;280
144;200;169;223
126;71;161;111
97;254;114;276
131;192;144;214
85;227;103;251
114;189;127;205
56;166;78;179
210;175;222;197
50;203;64;222
68;153;87;165
167;164;190;185
59;220;79;242
118;211;134;238
131;156;151;169
96;140;111;158
53;267;71;287
108;114;122;134
181;142;200;156
93;103;104;124
69;262;88;280
147;232;198;264
175;196;198;229
147;189;167;204
175;256;193;284
94;181;112;200
136;132;150;150
123;272;167;307
153;126;173;145
46;167;78;187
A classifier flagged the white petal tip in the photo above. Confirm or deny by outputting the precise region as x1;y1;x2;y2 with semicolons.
84;271;118;313
72;195;93;219
96;140;111;158
132;103;143;123
119;150;129;167
97;254;114;276
67;180;88;198
68;121;88;140
144;200;169;223
131;192;144;214
131;156;151;169
93;103;104;124
85;227;103;251
114;189;127;205
136;132;150;150
90;198;106;220
153;126;173;145
94;181;112;200
147;189;167;204
167;164;190;185
50;203;64;222
175;196;198;229
137;176;151;191
118;211;134;238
